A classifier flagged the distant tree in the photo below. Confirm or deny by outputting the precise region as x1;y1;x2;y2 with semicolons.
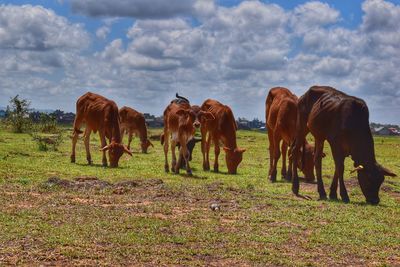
6;95;32;133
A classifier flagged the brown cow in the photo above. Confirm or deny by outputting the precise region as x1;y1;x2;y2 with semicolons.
291;86;396;204
201;99;246;174
119;106;153;153
162;98;214;175
265;87;319;182
71;92;132;168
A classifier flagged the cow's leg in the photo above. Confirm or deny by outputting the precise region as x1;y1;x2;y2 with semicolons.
201;129;210;171
163;130;169;172
315;139;327;200
84;128;92;165
178;136;191;176
267;128;274;179
330;143;348;202
329;170;339;200
281;141;287;180
270;132;282;182
286;143;293;181
127;132;133;151
70;116;83;163
171;139;178;173
213;136;220;173
71;131;79;163
99;131;108;167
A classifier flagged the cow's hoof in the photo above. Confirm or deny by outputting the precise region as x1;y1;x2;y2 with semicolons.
102;162;108;167
342;197;350;203
187;170;193;176
318;195;328;201
87;159;93;165
70;157;75;163
203;163;210;171
329;193;338;200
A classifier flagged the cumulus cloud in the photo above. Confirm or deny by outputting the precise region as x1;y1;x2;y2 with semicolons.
0;4;89;51
71;0;195;19
1;0;400;124
291;1;340;34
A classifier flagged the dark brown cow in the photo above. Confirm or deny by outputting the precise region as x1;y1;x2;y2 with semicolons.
201;99;246;174
266;87;319;182
71;92;132;168
119;106;154;153
291;86;396;204
162;99;214;175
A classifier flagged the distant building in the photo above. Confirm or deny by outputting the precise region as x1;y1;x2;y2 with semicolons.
236;117;265;130
144;113;163;127
373;126;400;136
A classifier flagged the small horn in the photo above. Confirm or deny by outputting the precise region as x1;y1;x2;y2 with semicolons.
350;165;364;174
100;144;110;152
124;146;133;156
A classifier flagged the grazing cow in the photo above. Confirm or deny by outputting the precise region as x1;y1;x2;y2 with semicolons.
201;99;246;174
71;92;132;168
162;96;214;175
291;86;396;204
119;106;154;153
265;87;319;182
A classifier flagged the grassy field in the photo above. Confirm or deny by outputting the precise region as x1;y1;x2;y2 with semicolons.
0;125;399;266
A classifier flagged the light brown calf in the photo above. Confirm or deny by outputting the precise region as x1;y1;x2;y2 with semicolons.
266;87;317;182
119;106;153;153
200;99;246;174
71;92;132;168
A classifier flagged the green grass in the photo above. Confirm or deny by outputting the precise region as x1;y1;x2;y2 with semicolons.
0;126;399;265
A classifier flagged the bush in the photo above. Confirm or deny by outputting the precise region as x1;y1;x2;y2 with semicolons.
31;132;63;151
5;95;32;133
37;113;59;133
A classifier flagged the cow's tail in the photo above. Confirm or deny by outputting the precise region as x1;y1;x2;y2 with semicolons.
265;90;274;125
301;140;306;171
160;133;165;145
175;93;190;103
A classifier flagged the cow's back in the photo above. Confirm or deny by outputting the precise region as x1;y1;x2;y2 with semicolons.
119;106;145;130
76;92;119;133
201;99;237;142
308;93;372;157
266;88;298;142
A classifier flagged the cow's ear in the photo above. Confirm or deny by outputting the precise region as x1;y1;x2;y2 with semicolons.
235;148;246;153
379;165;396;177
200;111;215;121
176;109;188;116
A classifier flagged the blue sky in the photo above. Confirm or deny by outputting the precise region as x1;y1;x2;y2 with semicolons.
1;0;400;124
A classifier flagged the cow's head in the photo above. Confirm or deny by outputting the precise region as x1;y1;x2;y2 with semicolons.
190;105;214;128
140;139;154;153
296;143;325;182
223;147;246;174
355;163;396;204
101;141;132;167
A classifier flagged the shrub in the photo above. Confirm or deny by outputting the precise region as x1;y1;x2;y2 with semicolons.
5;95;32;133
31;132;63;151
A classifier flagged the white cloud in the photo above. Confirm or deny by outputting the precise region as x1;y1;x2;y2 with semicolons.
0;4;89;50
1;0;400;124
71;0;196;19
96;26;110;39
